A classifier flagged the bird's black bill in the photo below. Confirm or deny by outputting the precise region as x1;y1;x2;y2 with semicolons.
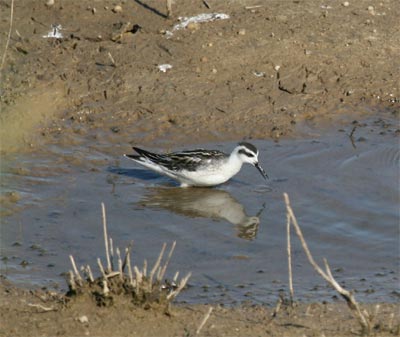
255;163;269;180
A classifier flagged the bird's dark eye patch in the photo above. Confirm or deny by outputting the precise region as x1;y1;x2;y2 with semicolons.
239;149;255;157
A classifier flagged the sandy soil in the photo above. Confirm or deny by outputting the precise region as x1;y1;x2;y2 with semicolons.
1;277;399;337
1;0;399;153
0;0;399;336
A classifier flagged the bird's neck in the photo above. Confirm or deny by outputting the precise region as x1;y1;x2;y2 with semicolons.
227;152;244;176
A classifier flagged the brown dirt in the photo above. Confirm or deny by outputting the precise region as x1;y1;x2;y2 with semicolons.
0;0;399;336
1;277;399;337
1;0;399;153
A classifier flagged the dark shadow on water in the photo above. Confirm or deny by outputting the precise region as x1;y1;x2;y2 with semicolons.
108;166;162;181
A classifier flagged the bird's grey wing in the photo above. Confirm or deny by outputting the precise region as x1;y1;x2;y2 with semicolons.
167;150;226;171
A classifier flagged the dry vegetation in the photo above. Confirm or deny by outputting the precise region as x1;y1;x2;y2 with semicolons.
67;203;191;312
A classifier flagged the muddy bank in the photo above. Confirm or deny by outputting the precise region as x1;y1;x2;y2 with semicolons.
0;278;399;337
1;0;399;153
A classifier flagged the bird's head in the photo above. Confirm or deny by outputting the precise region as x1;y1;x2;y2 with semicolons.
234;142;268;180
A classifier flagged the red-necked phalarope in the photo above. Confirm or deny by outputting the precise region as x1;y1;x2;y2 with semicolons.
124;142;268;187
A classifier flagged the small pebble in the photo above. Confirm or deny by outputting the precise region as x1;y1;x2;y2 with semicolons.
342;1;350;7
78;315;89;323
200;56;208;63
367;6;375;15
112;5;122;13
45;0;54;6
274;65;281;71
211;68;217;74
238;28;246;36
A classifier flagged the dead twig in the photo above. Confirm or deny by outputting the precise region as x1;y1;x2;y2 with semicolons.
166;0;172;17
101;202;112;273
196;306;213;335
69;255;83;285
97;257;107;278
107;52;116;67
122;240;134;271
349;125;357;149
27;303;56;312
126;247;134;286
286;209;294;306
167;272;191;301
116;247;123;281
109;237;114;270
149;243;166;288
81;264;94;282
202;0;210;9
67;270;76;291
158;241;176;282
0;0;14;72
283;193;372;335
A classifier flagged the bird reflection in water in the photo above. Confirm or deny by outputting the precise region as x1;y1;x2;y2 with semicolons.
139;188;265;240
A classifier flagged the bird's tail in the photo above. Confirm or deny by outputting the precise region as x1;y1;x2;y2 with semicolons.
124;147;161;162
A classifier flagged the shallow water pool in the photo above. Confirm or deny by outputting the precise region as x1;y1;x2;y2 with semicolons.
1;117;399;305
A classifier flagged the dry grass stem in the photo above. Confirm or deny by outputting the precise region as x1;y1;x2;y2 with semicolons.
286;211;294;305
106;271;120;279
196;306;213;335
27;303;56;312
69;255;83;284
126;247;134;285
158;241;176;282
150;243;167;287
283;193;372;335
122;240;134;271
116;248;123;280
85;265;94;282
97;257;107;278
68;270;76;291
109;237;114;270
0;0;14;72
134;265;143;292
143;259;147;278
167;272;192;300
101;202;112;273
107;52;116;67
166;0;172;17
